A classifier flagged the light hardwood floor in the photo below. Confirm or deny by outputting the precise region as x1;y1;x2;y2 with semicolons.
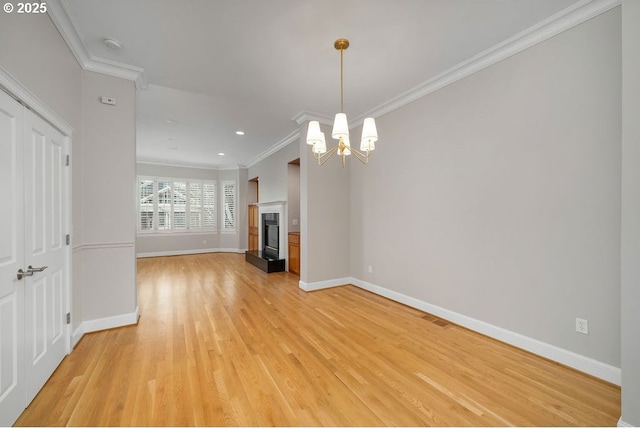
16;253;620;426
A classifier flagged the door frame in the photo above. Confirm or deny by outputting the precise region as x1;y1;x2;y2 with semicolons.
1;66;73;355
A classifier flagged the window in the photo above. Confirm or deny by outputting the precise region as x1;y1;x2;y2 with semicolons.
138;176;216;233
157;180;172;230
189;183;202;229
139;179;154;231
203;182;216;229
221;180;236;232
173;181;187;230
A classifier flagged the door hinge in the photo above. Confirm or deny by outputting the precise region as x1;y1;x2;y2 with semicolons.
65;154;69;166
66;313;71;324
66;234;70;245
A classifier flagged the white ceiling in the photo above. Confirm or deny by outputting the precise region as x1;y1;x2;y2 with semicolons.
63;0;581;168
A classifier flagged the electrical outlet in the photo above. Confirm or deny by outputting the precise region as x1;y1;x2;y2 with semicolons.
367;265;373;273
576;318;589;335
100;96;116;106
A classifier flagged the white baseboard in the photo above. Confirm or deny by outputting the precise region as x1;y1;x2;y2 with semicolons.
71;306;140;347
137;248;242;258
299;277;351;292
618;418;634;427
71;323;85;348
347;277;621;385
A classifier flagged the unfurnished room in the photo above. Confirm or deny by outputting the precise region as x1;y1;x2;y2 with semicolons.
0;0;639;426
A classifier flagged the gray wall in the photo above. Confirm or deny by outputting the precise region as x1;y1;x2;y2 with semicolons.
248;142;299;203
300;124;351;284
135;163;243;255
80;71;137;322
350;8;621;367
621;0;640;425
0;13;137;330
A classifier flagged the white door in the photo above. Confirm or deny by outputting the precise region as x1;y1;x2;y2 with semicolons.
0;86;27;428
23;110;68;402
0;89;69;426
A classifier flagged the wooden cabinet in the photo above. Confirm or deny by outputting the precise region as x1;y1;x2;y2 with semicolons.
248;204;258;251
288;232;300;276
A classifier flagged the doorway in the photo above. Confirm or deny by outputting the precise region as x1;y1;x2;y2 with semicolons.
0;89;71;426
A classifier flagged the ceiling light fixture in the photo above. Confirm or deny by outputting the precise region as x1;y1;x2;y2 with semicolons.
235;131;245;136
103;37;123;50
306;38;378;167
218;153;225;156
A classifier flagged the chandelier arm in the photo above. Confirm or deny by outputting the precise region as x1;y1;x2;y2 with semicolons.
350;148;371;164
314;145;340;165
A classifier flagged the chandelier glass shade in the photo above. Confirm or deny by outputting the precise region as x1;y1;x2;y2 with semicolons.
306;38;378;166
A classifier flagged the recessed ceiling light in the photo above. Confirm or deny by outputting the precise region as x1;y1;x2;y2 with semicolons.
218;153;225;156
103;38;122;50
235;131;245;136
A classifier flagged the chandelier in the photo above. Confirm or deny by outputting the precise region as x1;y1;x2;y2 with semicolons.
306;38;378;167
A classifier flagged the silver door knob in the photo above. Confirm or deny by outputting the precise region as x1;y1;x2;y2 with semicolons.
17;269;34;280
27;265;48;273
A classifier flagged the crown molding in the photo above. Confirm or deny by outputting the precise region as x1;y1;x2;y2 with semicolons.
274;0;620;168
354;0;621;124
292;110;333;126
47;0;147;89
0;65;73;136
136;159;240;171
83;56;147;89
246;129;300;168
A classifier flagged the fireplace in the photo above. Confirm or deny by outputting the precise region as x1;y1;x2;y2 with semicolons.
245;201;286;273
262;213;279;259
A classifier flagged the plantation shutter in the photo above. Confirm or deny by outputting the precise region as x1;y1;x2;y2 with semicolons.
189;183;202;229
139;178;155;231
157;180;172;230
173;181;187;229
203;182;216;229
137;176;217;233
222;181;236;231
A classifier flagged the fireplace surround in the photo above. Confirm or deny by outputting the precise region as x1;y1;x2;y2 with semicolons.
245;201;287;273
257;201;286;260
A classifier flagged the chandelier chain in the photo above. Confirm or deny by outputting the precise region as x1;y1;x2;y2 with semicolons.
340;48;344;113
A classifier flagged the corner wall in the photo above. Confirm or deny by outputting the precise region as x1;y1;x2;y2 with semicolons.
248;141;299;203
620;0;640;425
350;7;622;371
300;123;350;287
79;71;137;328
